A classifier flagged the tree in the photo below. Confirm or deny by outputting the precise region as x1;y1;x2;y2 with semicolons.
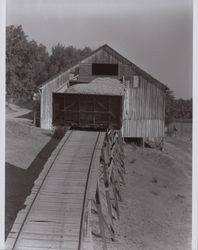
165;88;192;124
6;25;92;103
48;44;92;78
174;98;192;119
6;25;29;101
165;89;176;125
6;25;50;102
28;41;50;87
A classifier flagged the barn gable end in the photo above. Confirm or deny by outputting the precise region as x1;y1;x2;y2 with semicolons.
39;44;168;140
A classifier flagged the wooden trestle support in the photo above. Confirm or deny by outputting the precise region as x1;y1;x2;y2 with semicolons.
81;130;125;250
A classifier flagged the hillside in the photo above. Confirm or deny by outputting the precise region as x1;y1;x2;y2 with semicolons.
5;104;65;237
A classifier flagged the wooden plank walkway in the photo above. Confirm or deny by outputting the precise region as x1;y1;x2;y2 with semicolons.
6;130;105;250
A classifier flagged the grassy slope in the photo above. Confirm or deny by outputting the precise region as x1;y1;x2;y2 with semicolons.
5;116;65;238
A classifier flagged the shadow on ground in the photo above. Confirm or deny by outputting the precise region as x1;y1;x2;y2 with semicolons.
5;130;66;239
17;111;34;120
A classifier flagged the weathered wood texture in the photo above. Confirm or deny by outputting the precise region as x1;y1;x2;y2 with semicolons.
77;48;166;138
40;71;70;129
40;44;167;138
53;93;123;130
122;76;166;138
87;130;125;250
6;131;105;250
40;46;133;130
81;47;131;66
78;63;132;82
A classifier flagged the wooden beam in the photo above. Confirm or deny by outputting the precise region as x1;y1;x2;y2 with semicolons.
95;185;107;250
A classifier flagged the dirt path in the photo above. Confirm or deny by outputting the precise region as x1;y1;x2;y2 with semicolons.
6;103;31;119
93;136;191;250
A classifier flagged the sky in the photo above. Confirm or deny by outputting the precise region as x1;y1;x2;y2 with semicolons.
6;0;193;99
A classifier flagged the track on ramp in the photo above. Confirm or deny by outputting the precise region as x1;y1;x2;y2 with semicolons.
5;130;105;250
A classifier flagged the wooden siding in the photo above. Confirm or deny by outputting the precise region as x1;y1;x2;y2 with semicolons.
79;63;92;77
79;62;132;78
40;47;129;130
122;76;165;138
40;71;70;129
40;45;166;138
78;58;132;83
81;48;125;64
53;93;123;129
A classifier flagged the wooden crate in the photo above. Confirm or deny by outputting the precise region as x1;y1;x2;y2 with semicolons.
52;93;123;129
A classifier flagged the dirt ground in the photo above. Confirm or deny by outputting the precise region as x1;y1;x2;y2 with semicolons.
93;136;192;250
6;104;191;249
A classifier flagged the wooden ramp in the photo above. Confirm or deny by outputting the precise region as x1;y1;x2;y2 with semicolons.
6;130;105;250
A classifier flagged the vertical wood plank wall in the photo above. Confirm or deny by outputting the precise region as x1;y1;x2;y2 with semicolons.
79;48;166;138
122;76;165;138
40;47;166;138
40;71;70;129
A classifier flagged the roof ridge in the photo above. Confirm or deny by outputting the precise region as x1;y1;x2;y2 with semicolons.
39;44;168;91
102;44;168;91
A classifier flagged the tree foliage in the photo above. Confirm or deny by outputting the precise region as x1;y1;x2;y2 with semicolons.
6;25;49;102
6;25;92;103
6;25;192;120
48;44;92;77
165;90;192;125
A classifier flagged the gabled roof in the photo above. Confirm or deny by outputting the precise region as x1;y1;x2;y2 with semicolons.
40;44;168;92
102;44;168;91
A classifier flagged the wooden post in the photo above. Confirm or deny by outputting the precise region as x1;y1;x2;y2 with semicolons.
78;97;80;126
101;148;114;226
95;184;107;250
108;97;110;128
93;129;126;248
111;171;120;219
33;111;36;126
81;200;93;250
93;97;95;127
142;137;145;149
112;158;122;202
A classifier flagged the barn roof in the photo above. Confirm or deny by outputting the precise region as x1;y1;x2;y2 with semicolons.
58;77;124;96
102;44;168;91
39;44;168;92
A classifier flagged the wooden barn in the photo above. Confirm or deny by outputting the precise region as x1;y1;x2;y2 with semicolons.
38;44;168;140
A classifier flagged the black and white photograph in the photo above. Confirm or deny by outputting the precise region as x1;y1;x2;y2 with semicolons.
2;0;193;249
